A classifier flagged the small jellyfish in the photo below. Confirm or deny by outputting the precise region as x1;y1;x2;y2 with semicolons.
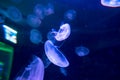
7;6;22;22
44;40;69;67
64;9;76;21
15;55;44;80
54;23;71;41
44;3;54;16
59;67;67;76
47;28;57;43
101;0;120;7
75;46;90;57
27;14;41;28
33;4;45;19
30;29;42;44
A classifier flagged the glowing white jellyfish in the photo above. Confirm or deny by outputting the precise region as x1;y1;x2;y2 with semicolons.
54;23;71;41
6;6;22;22
64;9;76;21
15;55;44;80
101;0;120;7
33;4;45;19
30;29;42;44
75;46;90;57
27;14;41;28
44;40;69;67
44;3;54;16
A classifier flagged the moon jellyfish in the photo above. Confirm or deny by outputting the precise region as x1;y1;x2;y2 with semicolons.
7;6;22;22
64;9;76;21
30;29;42;44
44;3;54;16
27;14;41;28
75;46;90;57
44;40;69;67
54;23;71;41
101;0;120;7
60;67;67;76
33;4;45;20
15;55;44;80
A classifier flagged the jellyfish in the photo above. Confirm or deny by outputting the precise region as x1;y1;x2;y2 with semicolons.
44;40;69;67
6;6;22;22
30;29;42;44
101;0;120;7
33;4;45;19
15;55;44;80
27;14;41;28
64;9;76;21
44;3;54;16
54;23;71;41
59;67;67;76
75;46;90;57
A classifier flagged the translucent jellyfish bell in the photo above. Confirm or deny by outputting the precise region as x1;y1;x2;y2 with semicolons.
44;3;54;16
44;40;69;67
7;6;22;22
15;55;44;80
33;4;45;19
64;9;76;21
75;46;90;57
30;29;42;44
54;23;71;41
101;0;120;7
27;14;41;28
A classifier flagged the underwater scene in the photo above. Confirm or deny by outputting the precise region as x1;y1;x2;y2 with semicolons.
0;0;120;80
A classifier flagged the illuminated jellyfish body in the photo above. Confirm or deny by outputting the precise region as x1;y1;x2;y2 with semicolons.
15;55;44;80
101;0;120;7
64;9;76;21
33;4;45;19
44;40;69;67
54;23;71;41
44;3;54;16
27;14;41;28
75;46;90;57
7;6;22;22
30;29;42;44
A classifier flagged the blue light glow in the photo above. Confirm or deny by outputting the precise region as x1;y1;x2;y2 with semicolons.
44;40;69;67
60;67;67;76
7;6;22;22
101;0;120;7
30;29;42;44
15;56;44;80
54;23;71;41
3;24;17;44
64;9;76;21
75;46;90;57
33;4;45;19
27;14;41;28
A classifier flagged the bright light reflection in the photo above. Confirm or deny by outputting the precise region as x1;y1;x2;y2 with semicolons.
54;23;71;41
75;46;90;57
15;55;44;80
101;0;120;7
30;29;42;44
44;40;69;67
